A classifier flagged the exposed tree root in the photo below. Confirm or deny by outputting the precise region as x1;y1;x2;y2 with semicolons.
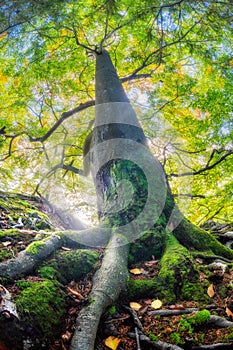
63;227;112;248
0;234;63;279
193;254;232;264
0;227;111;280
174;219;233;260
69;233;129;350
128;332;184;350
207;315;233;328
149;305;217;317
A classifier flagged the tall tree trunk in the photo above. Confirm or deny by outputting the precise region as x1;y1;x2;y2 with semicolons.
70;49;233;350
89;50;168;241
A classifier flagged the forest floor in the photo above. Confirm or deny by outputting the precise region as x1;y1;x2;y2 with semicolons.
0;192;233;350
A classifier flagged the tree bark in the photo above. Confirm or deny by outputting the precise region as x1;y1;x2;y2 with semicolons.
69;233;129;350
69;49;233;349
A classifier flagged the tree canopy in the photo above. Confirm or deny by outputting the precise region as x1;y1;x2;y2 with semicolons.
0;0;232;225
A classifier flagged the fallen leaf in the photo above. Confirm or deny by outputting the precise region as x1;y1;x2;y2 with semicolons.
226;307;233;318
129;268;144;275
67;287;84;299
207;283;215;298
144;260;159;266
163;327;172;334
104;335;121;350
2;241;11;247
151;299;162;309
61;330;72;342
169;304;185;310
129;302;142;311
61;246;71;251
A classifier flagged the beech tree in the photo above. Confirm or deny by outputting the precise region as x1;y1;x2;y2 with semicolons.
0;1;233;349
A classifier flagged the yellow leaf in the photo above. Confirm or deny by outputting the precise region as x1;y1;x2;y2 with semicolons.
0;32;7;40
151;299;163;310
129;268;144;275
104;336;121;350
129;302;142;311
0;72;8;84
229;58;233;67
206;65;213;74
207;284;215;298
226;307;233;318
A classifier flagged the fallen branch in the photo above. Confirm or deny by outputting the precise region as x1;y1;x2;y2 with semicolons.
149;308;199;316
69;233;129;350
123;305;144;332
192;343;233;350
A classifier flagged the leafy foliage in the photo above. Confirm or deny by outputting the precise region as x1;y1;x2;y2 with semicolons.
0;0;232;224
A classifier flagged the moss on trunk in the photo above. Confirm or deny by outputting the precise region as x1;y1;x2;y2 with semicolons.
174;218;233;260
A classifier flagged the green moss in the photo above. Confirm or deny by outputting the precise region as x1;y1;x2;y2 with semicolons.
0;229;21;238
0;192;52;231
108;305;117;316
170;332;184;345
174;218;233;260
127;279;158;299
41;249;99;284
188;310;210;326
0;249;14;262
147;331;159;341
129;229;166;264
15;279;66;341
218;285;228;298
38;266;57;279
180;282;207;302
224;330;233;342
158;234;207;302
26;241;45;254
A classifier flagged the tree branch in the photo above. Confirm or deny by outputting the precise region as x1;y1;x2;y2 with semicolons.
29;100;94;143
168;150;233;177
173;193;206;199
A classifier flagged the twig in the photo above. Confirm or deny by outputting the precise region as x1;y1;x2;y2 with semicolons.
149;307;198;316
123;306;144;332
128;333;184;350
135;327;141;350
192;343;233;350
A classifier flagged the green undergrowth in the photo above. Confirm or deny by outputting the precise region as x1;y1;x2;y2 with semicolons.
38;249;99;284
147;310;211;346
15;279;66;344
